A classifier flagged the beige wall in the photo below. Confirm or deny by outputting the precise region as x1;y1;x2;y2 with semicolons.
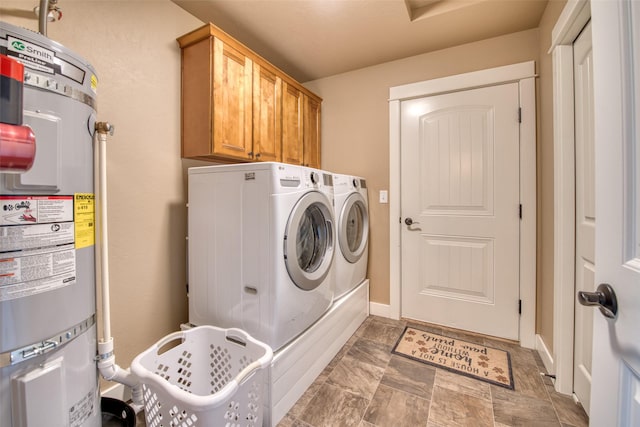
305;29;540;305
1;0;203;391
535;0;567;355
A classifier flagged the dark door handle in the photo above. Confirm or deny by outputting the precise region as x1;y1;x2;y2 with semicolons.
578;283;618;319
404;217;419;226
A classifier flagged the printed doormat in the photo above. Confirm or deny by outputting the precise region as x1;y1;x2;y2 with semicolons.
392;326;514;390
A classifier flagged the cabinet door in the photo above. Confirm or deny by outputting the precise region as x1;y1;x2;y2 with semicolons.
303;95;321;168
282;81;304;165
181;38;213;158
213;38;253;160
253;64;282;162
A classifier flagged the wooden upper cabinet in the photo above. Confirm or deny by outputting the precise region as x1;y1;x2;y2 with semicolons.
253;63;282;162
212;39;253;160
303;94;321;168
179;34;213;159
177;23;321;167
282;81;304;165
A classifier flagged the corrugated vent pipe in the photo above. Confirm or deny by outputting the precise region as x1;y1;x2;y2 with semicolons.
37;0;62;35
38;0;48;35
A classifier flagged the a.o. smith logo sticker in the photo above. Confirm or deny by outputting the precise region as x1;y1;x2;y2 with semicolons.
7;35;55;74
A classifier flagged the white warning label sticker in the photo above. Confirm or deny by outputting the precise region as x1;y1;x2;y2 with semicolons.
0;244;76;302
0;195;73;225
0;195;76;302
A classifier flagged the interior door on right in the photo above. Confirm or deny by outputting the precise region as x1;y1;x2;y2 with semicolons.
590;1;640;425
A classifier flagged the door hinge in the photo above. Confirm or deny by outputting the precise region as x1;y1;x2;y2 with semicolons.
519;204;522;219
518;107;522;123
519;299;522;315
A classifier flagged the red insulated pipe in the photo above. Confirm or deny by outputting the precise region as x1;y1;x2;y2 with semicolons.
0;123;36;172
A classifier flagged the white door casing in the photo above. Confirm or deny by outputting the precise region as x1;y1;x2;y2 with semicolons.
389;61;537;348
549;0;591;396
572;21;595;413
590;0;640;425
400;83;520;340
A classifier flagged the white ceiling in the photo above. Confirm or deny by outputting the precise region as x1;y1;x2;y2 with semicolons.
172;0;550;82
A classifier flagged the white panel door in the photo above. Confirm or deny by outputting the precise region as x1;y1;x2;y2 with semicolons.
589;0;640;425
572;21;594;414
400;83;520;340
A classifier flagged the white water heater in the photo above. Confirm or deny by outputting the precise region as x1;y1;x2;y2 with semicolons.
0;22;101;426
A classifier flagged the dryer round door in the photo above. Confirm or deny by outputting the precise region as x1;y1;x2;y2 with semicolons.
284;191;335;291
339;192;369;263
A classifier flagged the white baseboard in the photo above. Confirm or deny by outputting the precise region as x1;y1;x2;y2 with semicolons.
535;334;555;374
369;301;391;318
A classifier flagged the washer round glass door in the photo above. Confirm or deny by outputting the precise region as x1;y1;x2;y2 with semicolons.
284;191;335;291
339;192;369;263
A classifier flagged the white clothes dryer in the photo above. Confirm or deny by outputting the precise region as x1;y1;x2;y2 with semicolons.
332;173;369;300
188;162;336;351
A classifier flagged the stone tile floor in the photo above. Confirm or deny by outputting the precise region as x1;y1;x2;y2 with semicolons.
277;315;589;427
134;315;589;426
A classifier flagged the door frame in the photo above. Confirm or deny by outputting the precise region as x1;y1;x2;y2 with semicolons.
388;61;537;348
548;0;591;396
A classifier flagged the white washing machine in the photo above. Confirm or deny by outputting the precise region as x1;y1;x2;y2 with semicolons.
332;173;369;300
188;162;336;351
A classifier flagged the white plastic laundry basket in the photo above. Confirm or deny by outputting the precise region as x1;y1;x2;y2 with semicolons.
131;325;273;427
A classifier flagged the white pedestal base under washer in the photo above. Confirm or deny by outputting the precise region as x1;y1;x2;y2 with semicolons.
332;173;369;300
188;162;336;352
267;279;369;426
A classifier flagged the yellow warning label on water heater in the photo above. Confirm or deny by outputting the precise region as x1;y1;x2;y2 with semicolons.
90;74;98;93
74;193;95;249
